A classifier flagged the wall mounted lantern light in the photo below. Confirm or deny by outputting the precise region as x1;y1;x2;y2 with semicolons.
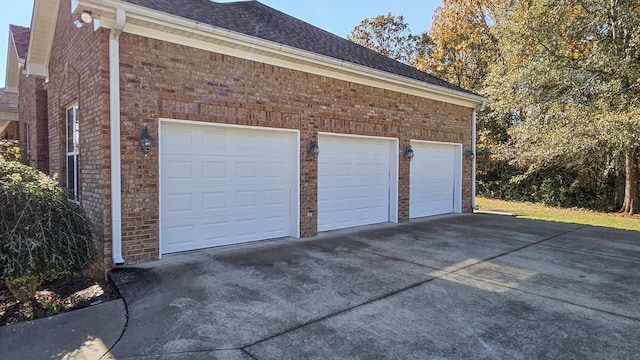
403;145;414;160
139;125;153;156
307;139;320;158
464;149;475;161
73;11;94;28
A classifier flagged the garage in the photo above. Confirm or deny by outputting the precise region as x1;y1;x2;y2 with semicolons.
160;121;299;254
410;141;462;218
317;134;398;231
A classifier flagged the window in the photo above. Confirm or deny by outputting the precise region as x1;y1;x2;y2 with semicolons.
66;103;79;202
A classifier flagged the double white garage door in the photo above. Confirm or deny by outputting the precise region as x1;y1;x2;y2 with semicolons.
160;122;298;254
160;122;461;254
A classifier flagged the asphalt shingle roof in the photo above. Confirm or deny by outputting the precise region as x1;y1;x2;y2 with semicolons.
9;25;30;59
121;0;477;96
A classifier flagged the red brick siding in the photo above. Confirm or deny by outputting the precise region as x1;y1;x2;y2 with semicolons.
115;33;473;264
47;0;110;264
18;76;49;173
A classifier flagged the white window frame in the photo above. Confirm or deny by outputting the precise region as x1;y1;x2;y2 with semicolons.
66;103;79;203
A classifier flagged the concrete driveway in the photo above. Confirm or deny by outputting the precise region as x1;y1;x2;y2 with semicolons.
105;213;640;359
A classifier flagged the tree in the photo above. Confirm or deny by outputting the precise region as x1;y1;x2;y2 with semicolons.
485;0;640;213
348;13;422;65
0;145;97;301
425;0;505;92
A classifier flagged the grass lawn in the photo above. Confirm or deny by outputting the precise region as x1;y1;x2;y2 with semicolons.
476;196;640;232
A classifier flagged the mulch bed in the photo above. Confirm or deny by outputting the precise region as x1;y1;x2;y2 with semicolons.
0;274;119;326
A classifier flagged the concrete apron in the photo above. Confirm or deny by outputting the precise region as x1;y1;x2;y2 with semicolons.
106;214;640;359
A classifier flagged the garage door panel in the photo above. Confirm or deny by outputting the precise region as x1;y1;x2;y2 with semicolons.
161;123;295;254
202;222;227;242
164;193;195;214
164;127;194;148
318;135;393;232
203;192;227;210
410;142;459;218
203;162;227;180
162;222;201;253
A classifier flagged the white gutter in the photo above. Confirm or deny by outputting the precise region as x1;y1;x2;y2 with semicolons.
110;8;126;265
471;101;486;210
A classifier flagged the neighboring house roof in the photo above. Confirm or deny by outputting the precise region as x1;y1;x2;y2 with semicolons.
9;25;30;60
121;0;476;96
0;88;18;135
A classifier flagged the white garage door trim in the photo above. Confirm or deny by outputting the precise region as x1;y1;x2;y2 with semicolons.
317;132;399;231
158;119;300;256
409;140;463;218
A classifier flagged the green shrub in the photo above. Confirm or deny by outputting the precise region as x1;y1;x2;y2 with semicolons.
0;155;97;295
478;161;616;211
0;140;22;163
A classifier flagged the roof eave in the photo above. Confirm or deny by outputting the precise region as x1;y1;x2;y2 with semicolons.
5;31;22;93
78;0;489;108
26;0;60;80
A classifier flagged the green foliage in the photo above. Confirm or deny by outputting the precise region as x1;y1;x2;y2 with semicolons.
347;13;423;65
478;162;616;211
0;156;97;291
0;140;22;163
424;0;506;91
348;1;639;212
484;0;640;213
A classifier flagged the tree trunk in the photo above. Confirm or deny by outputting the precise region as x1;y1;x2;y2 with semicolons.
620;146;639;214
614;165;625;209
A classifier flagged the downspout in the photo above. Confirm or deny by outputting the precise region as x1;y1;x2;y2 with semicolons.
471;101;486;210
110;9;126;265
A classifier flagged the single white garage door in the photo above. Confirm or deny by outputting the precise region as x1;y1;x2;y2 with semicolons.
318;134;396;231
410;141;461;218
160;122;297;254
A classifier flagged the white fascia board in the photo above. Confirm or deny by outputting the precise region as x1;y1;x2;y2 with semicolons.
78;0;488;108
27;0;60;80
5;33;20;92
26;63;49;79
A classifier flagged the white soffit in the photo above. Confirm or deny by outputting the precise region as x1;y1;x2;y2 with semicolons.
26;0;60;79
75;0;487;108
5;32;20;93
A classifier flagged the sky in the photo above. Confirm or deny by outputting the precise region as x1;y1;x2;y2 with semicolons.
0;0;443;87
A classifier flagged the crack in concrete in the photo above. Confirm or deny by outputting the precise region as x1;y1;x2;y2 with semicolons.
100;277;131;360
107;223;637;359
534;242;640;264
452;272;640;322
242;347;260;359
242;224;636;352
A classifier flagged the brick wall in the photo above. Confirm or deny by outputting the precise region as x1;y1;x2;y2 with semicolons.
18;76;49;173
116;33;473;264
47;0;110;264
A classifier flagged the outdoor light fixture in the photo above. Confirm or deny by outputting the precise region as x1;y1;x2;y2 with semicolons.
307;139;320;158
74;11;94;28
139;125;153;155
403;145;414;160
464;149;475;161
